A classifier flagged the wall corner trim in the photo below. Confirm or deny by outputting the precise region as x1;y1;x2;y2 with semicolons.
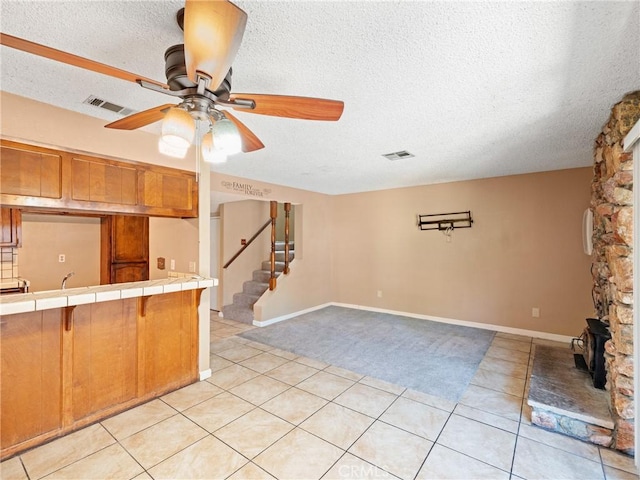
199;369;212;381
623;119;640;152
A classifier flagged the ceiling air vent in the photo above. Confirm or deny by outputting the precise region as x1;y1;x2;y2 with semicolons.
83;95;136;116
382;150;415;161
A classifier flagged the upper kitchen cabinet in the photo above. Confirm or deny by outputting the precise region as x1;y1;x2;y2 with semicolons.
71;156;138;206
0;140;198;218
0;144;62;200
0;208;22;247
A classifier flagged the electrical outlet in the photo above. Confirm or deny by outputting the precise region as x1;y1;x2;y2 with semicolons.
377;290;383;298
532;307;540;318
58;254;66;263
170;259;176;270
189;261;196;273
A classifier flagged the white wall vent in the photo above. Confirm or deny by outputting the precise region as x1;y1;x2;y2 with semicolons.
382;150;415;161
83;95;136;116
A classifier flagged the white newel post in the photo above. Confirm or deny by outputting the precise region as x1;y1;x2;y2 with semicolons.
623;118;639;465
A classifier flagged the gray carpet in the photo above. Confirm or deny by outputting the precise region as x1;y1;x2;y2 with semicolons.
239;306;495;402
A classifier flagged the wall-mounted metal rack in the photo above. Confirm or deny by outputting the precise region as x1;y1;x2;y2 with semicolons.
418;210;473;231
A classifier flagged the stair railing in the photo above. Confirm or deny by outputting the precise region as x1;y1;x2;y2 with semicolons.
269;201;277;290
223;218;273;270
284;202;291;274
223;200;292;292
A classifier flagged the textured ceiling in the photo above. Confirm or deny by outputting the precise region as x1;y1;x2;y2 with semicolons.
1;1;638;195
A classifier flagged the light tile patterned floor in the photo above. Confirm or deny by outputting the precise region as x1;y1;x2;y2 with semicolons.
1;314;638;480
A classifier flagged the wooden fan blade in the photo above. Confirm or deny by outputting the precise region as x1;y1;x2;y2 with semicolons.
224;111;265;152
0;32;168;89
229;94;344;121
104;104;175;130
184;0;247;90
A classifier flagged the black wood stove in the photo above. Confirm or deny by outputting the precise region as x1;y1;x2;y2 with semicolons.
573;318;611;389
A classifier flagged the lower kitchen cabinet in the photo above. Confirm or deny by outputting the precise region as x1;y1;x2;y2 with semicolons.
139;291;198;396
0;290;201;460
0;310;63;450
70;300;138;421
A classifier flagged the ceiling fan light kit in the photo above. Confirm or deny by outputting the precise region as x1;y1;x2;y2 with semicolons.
159;137;189;159
210;117;242;155
0;0;344;163
201;131;229;164
160;106;196;151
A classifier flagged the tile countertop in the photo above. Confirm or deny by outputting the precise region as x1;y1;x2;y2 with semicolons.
0;278;26;290
0;277;217;316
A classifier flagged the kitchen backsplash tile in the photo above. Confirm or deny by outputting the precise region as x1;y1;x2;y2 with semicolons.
0;247;19;279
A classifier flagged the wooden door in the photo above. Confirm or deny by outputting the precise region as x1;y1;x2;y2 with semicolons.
70;300;138;421
139;291;198;396
100;215;149;284
0;310;62;449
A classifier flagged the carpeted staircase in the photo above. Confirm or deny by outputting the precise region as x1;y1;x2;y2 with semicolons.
222;241;294;324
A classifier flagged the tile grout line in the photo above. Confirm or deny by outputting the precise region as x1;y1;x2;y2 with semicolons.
316;388;407;480
508;337;534;479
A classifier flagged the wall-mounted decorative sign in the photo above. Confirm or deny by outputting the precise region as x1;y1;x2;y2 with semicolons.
417;211;473;231
220;180;272;198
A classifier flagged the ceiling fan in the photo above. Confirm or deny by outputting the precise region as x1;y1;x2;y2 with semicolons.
0;0;344;159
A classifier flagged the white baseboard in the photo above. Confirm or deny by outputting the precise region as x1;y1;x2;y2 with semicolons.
254;301;574;344
253;302;333;327
199;369;212;381
331;302;575;344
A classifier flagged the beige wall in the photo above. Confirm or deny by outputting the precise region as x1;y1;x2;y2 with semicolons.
18;215;199;288
19;214;100;291
220;200;271;307
331;167;594;336
149;217;199;280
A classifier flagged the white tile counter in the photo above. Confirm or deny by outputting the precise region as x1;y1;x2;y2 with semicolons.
0;277;217;316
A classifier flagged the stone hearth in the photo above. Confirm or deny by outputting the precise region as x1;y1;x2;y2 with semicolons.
528;345;614;447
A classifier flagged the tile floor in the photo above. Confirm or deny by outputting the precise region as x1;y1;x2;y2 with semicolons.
1;314;638;480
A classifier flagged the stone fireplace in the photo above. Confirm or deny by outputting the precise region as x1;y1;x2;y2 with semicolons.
591;90;639;455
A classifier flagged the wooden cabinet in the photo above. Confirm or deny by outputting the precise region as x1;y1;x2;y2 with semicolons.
0;208;22;247
0;144;62;199
140;170;195;212
0;291;202;459
101;215;149;284
70;300;138;421
0;310;63;450
140;291;198;396
71;157;137;206
0;140;198;218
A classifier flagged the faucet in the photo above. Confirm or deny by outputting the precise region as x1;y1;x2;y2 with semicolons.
61;272;75;289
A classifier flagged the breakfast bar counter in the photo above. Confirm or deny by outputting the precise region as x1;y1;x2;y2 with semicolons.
0;276;216;315
0;277;216;460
